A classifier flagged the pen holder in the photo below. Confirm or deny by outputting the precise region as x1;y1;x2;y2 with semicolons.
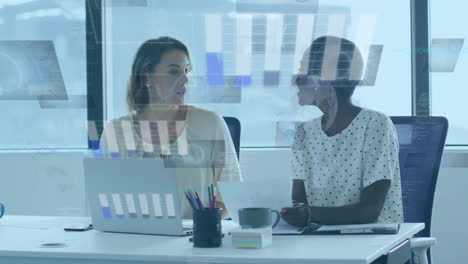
193;208;222;248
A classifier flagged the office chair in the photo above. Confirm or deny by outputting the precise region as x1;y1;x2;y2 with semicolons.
391;116;448;264
223;117;241;160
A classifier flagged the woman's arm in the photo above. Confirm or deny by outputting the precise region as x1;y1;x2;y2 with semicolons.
282;179;390;226
215;201;229;219
308;179;390;224
279;179;309;227
292;179;308;204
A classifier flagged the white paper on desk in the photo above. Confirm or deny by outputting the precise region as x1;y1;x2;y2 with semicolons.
316;223;399;232
272;219;302;235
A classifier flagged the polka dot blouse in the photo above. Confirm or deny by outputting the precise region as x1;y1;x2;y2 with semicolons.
291;108;404;223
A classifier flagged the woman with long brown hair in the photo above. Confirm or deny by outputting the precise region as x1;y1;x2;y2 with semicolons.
100;36;241;219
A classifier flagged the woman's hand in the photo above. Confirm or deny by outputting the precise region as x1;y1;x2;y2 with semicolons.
216;201;229;219
280;203;310;227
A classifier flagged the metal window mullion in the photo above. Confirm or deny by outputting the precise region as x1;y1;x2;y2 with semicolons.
411;0;431;116
86;0;104;147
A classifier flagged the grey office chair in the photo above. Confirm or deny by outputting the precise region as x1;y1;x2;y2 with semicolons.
223;117;241;160
391;116;448;264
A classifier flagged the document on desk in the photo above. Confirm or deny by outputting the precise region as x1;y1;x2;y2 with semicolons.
273;221;400;235
315;223;400;234
272;219;303;235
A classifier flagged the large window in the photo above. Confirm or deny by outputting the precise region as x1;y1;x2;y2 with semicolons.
431;0;468;145
103;0;411;147
0;1;87;149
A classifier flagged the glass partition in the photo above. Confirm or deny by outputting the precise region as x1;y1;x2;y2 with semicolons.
103;0;411;147
0;0;87;149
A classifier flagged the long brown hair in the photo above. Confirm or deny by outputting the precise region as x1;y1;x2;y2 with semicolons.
127;36;190;113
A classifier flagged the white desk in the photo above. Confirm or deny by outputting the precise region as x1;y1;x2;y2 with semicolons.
0;215;424;264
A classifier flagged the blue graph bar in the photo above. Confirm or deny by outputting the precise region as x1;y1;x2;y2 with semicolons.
127;150;138;158
88;140;100;150
101;206;112;219
206;53;224;86
143;152;155;158
92;150;104;159
235;75;252;87
129;213;137;218
110;152;121;159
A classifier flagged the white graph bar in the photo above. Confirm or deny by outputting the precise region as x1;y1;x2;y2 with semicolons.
293;14;315;73
165;193;176;217
176;121;188;155
235;14;253;76
125;193;137;214
98;193;109;207
104;122;120;155
138;193;150;216
205;14;222;53
264;14;284;71
111;194;124;216
88;121;99;141
139;121;154;154
321;14;346;81
121;120;136;152
327;14;346;38
152;193;163;217
350;14;377;80
156;121;170;155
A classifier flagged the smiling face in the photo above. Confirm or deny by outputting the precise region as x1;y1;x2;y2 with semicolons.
146;49;191;105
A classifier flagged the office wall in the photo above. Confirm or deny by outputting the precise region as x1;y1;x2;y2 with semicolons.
0;149;466;262
432;166;468;264
0;152;87;216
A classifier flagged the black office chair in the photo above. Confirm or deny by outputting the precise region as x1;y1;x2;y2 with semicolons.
223;117;241;160
391;116;448;264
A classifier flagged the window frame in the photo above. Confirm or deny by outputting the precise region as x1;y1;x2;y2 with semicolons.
411;0;431;116
0;1;90;150
86;0;104;147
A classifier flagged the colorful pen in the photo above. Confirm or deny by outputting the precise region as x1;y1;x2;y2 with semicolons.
208;186;212;206
195;192;204;210
188;191;199;210
210;195;217;209
184;192;195;210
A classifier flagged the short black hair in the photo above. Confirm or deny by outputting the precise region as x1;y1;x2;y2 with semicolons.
307;36;363;99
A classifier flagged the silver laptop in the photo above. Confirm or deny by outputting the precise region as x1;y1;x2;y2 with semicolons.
83;158;192;236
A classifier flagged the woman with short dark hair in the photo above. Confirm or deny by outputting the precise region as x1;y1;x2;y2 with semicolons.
281;36;403;225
